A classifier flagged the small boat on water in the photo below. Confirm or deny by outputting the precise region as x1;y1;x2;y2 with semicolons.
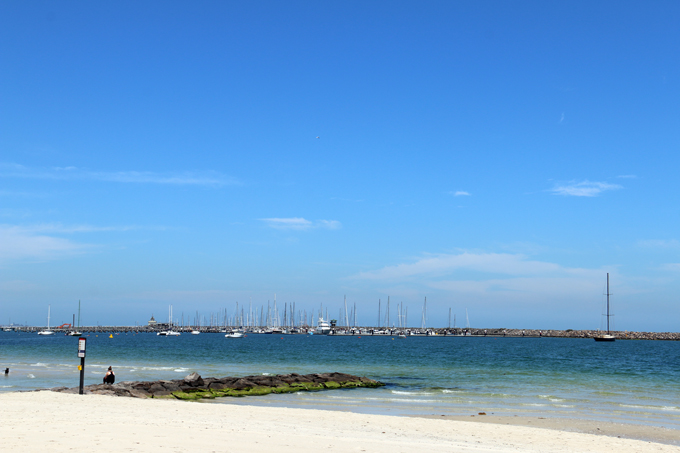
594;273;616;342
67;302;82;336
37;305;54;336
225;331;244;338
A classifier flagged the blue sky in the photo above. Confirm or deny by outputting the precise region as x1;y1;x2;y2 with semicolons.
1;1;679;331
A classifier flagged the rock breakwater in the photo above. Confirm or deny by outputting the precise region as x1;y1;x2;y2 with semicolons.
52;372;384;400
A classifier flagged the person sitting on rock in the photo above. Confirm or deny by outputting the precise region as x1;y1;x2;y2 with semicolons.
103;366;115;384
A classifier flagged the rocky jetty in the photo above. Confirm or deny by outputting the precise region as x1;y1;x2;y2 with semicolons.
435;328;680;340
52;372;384;400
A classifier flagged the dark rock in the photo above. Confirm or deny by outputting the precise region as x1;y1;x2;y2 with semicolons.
231;378;258;390
148;383;166;394
159;380;181;392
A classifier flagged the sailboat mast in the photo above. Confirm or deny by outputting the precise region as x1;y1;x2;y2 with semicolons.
606;273;610;333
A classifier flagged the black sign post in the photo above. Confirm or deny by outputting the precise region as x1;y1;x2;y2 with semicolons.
77;337;86;395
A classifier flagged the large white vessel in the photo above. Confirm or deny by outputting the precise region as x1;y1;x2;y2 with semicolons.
315;317;331;335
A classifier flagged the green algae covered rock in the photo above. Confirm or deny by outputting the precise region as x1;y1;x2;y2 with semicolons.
74;372;385;401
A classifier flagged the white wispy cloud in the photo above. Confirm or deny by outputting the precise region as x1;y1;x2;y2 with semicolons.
16;223;169;234
0;225;90;263
0;163;238;187
638;239;680;249
260;217;342;231
550;180;622;197
0;223;167;264
660;263;680;272
354;252;568;280
317;220;342;229
448;191;471;197
350;252;606;298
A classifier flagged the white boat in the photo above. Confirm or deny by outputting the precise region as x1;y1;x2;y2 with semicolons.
315;317;331;335
37;305;55;335
225;331;244;338
191;330;200;335
594;273;616;342
157;305;180;336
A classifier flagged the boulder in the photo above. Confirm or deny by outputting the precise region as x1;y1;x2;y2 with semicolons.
184;372;204;387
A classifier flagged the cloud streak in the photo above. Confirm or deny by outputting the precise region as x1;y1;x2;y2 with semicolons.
354;252;572;280
351;252;606;298
448;191;471;197
550;180;622;197
14;223;169;234
260;217;341;231
0;223;167;264
637;239;680;249
0;225;90;263
0;163;238;187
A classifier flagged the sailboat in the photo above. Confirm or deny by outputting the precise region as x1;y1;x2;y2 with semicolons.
37;305;55;335
67;300;83;336
594;273;616;342
157;305;180;336
191;312;200;335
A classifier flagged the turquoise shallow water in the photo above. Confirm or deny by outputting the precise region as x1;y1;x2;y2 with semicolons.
1;331;679;429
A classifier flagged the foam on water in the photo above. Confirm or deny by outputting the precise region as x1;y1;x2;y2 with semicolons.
390;390;433;395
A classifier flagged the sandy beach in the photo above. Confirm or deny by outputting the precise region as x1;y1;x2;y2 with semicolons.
1;391;678;453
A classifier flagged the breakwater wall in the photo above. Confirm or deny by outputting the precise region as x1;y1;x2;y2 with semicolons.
5;325;679;340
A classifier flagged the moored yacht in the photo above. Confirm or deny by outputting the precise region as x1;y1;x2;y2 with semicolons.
594;273;616;342
37;305;55;336
315;317;331;335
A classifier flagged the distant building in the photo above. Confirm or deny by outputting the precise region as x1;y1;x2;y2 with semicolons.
148;315;157;327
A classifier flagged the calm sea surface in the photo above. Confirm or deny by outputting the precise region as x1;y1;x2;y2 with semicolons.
1;332;678;429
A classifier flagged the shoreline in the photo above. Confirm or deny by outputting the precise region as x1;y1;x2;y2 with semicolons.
1;391;678;452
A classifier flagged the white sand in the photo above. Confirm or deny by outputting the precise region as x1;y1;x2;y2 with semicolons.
1;391;678;453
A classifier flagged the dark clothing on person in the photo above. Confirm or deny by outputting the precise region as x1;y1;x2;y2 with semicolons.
103;368;115;384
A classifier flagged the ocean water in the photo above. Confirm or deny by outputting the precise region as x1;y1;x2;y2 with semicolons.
1;331;679;429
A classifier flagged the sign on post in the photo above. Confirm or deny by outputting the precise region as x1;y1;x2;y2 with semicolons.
77;337;86;394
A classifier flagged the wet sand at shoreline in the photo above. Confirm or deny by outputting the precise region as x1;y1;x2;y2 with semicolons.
419;414;680;446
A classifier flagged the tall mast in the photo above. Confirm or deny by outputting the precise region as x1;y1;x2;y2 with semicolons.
606;273;610;333
378;299;381;328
